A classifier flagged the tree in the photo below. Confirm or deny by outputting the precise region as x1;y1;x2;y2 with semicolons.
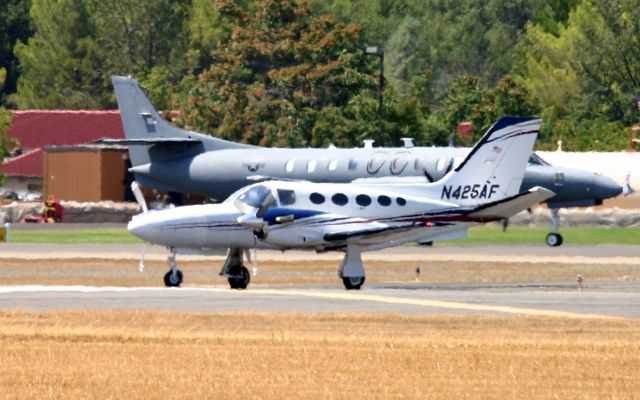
14;0;192;109
520;0;638;150
179;0;377;147
0;0;32;107
0;108;15;186
384;15;430;98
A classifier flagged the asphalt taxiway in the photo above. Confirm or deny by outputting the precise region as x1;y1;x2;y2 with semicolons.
1;243;638;318
1;281;638;318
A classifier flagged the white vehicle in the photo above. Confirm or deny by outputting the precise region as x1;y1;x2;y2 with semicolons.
128;117;553;290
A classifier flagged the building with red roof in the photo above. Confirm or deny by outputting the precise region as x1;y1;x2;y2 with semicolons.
2;110;124;199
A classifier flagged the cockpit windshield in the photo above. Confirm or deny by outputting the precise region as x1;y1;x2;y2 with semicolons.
237;185;275;208
528;152;551;166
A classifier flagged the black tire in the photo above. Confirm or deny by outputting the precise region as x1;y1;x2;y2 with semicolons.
228;265;251;289
546;233;563;247
342;276;365;290
163;269;183;287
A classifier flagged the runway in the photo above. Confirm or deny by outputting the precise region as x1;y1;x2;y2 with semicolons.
1;281;639;318
1;243;638;318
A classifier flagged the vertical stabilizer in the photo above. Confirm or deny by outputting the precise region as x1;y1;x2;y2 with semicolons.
432;117;541;206
111;76;250;167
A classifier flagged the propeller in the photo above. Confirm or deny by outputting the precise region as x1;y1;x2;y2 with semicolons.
244;248;258;276
131;181;148;212
138;243;146;272
130;181;148;272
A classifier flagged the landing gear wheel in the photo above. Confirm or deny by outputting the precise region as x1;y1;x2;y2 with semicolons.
342;276;365;290
163;269;183;287
228;265;251;289
546;233;563;247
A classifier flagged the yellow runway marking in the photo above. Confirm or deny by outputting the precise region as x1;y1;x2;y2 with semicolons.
251;288;612;319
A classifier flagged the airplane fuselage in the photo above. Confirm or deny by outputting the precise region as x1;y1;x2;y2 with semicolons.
128;180;483;253
130;146;621;206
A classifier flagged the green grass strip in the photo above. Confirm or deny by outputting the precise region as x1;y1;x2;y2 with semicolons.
8;228;142;244
451;224;640;245
5;224;639;245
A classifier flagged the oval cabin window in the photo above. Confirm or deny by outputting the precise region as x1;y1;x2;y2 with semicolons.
332;193;349;206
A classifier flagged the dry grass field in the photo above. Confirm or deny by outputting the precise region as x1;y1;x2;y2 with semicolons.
1;257;638;287
0;310;638;399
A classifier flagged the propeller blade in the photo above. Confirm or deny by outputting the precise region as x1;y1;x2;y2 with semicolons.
131;181;148;213
244;248;258;276
138;243;146;272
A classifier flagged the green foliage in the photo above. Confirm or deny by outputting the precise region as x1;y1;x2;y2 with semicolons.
0;0;32;107
520;0;640;150
180;0;377;147
5;0;637;151
14;0;192;109
384;15;430;97
0;108;16;185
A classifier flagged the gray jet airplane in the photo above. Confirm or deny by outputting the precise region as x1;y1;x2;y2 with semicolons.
106;76;622;247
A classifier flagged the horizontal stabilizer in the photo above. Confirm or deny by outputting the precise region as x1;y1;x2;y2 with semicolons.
467;186;554;219
95;137;202;145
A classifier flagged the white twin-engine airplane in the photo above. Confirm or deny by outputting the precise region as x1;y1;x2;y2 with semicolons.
128;117;553;290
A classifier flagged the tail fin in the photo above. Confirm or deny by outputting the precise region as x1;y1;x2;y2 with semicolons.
434;117;542;206
110;76;249;167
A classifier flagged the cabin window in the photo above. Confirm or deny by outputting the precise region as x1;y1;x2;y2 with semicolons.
332;193;349;206
396;197;407;206
377;195;391;206
367;152;387;174
277;189;296;206
356;194;372;207
390;153;410;175
285;160;295;173
310;192;325;204
348;159;358;170
328;159;338;171
307;160;317;173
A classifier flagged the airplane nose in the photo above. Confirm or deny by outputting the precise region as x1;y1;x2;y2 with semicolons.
594;174;623;200
128;214;154;241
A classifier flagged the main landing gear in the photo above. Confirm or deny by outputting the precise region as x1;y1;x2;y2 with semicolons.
546;208;564;247
164;250;183;287
338;246;366;290
220;247;251;289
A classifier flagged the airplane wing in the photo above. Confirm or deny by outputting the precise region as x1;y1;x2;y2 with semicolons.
95;138;202;145
466;186;555;220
